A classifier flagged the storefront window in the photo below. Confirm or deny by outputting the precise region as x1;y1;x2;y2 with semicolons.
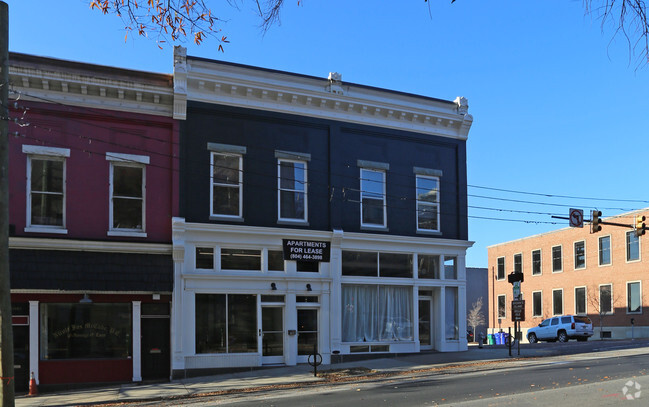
379;253;412;278
342;251;377;276
445;287;459;340
341;285;413;342
418;255;440;279
195;294;257;354
40;303;132;360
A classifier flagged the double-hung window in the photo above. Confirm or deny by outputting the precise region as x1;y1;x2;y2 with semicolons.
552;289;563;315
211;152;242;218
599;284;613;314
574;241;586;269
360;168;386;227
551;245;562;272
575;287;587;315
599;236;611;265
415;175;440;232
531;249;542;275
278;160;307;221
496;257;505;280
627;282;641;313
532;291;542;317
626;231;640;262
107;153;148;236
24;145;69;233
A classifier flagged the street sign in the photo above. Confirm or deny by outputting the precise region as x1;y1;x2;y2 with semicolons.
513;281;520;299
511;300;525;322
569;208;583;228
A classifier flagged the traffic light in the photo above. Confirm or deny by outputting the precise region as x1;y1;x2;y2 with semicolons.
591;210;602;233
635;215;646;237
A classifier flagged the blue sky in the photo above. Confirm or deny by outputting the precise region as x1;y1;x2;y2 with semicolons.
7;0;649;267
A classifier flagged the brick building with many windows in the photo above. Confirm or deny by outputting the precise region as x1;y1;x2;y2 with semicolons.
488;209;649;341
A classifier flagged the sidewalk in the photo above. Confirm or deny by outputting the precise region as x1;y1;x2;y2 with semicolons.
13;342;635;407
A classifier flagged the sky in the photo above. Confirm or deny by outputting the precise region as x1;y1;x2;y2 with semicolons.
6;0;649;268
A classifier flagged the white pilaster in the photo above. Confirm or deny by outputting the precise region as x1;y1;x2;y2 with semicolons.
132;301;142;382
28;301;39;384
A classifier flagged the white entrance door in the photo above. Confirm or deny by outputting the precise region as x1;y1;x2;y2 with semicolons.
261;306;284;365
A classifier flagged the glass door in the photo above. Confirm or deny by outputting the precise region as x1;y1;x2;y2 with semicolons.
297;308;318;363
419;298;433;350
261;306;284;364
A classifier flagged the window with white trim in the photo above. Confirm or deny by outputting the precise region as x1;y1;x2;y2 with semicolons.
415;175;439;232
574;241;586;270
497;294;506;319
599;236;611;265
552;289;563;315
107;153;148;235
513;253;522;273
496;257;505;280
360;168;386;227
599;284;613;314
575;286;586;315
551;245;562;272
627;281;641;313
532;291;542;317
211;152;242;218
278;159;307;221
23;145;69;232
531;249;542;275
626;231;640;262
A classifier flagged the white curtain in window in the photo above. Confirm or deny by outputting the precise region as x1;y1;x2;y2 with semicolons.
342;285;412;342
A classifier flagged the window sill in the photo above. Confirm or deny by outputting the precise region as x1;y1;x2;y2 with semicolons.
107;230;147;238
277;219;309;226
416;229;442;236
360;225;388;232
210;215;244;223
24;227;68;235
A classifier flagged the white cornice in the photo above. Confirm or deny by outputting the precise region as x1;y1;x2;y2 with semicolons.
9;62;174;117
9;237;172;254
175;49;473;140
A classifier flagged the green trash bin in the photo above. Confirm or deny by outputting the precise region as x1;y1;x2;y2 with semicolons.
487;334;495;345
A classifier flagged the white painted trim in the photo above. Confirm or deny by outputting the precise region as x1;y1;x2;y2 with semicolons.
22;145;70;157
29;301;39;384
24;227;68;235
106;152;150;165
9;236;171;254
132;301;142;382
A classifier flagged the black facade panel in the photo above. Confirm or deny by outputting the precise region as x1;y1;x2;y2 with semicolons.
182;102;468;240
9;249;173;292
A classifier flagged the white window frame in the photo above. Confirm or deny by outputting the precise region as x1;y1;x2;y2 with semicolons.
573;240;586;270
107;152;148;237
574;286;587;315
360;168;386;228
551;245;563;273
23;145;70;234
626;230;641;263
277;158;308;223
531;249;542;276
497;294;506;319
598;235;612;266
552;288;563;316
599;284;613;315
210;152;243;219
532;290;543;317
496;257;505;280
513;253;522;273
626;281;642;314
415;174;440;233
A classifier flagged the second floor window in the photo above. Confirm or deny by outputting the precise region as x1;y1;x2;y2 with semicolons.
109;160;145;232
28;156;65;228
552;245;562;272
278;159;307;221
627;231;640;262
415;175;440;232
532;249;542;275
599;236;611;265
360;168;386;227
513;253;522;273
497;257;505;280
574;241;586;269
211;152;242;218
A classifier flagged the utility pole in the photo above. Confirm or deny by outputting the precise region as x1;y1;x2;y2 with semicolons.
0;1;15;406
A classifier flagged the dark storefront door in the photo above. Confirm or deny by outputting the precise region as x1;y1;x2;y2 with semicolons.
13;325;29;393
141;317;170;380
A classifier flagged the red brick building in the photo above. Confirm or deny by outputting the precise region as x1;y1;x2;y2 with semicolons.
488;209;649;341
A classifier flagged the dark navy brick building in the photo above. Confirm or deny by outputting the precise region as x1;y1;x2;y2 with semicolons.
171;47;474;376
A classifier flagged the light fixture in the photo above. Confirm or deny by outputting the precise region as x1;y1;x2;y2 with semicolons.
306;284;312;292
79;294;93;304
271;282;277;291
